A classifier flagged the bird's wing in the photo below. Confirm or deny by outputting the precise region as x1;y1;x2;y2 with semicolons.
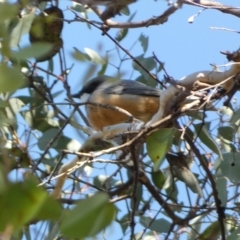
102;80;161;97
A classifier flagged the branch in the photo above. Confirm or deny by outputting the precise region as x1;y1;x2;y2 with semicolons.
182;0;240;18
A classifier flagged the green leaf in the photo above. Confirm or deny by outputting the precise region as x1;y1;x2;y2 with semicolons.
139;34;148;53
120;6;130;16
218;126;234;141
0;64;26;93
5;98;25;127
36;195;62;220
198;221;220;240
72;47;90;61
188;214;204;240
216;177;227;206
22;110;58;132
214;153;240;184
127;11;136;22
132;55;156;74
115;28;128;42
219;106;233;117
146;128;176;171
140;216;171;233
231;108;240;124
136;75;158;88
151;169;165;189
0;2;18;21
0;180;47;231
84;48;106;65
11;43;53;61
38;129;61;151
194;123;222;159
164;177;178;201
60;193;116;238
10;10;36;47
117;214;129;233
172;166;203;197
227;225;240;240
71;2;88;13
98;60;108;75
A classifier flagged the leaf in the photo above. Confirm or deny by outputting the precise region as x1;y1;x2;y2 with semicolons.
71;2;88;13
0;2;18;21
139;34;149;53
36;195;62;220
224;216;238;233
216;177;227;206
188;214;205;240
120;6;130;16
194;123;223;159
84;48;106;65
172;166;203;197
214;153;240;184
140;216;171;233
72;47;90;61
117;214;129;233
11;43;54;61
136;75;158;88
198;221;220;240
231;108;240;124
151;170;165;190
38;129;61;151
5;98;25;126
146;128;176;171
10;10;36;47
218;126;234;141
0;180;47;231
0;64;26;93
115;28;128;42
132;55;156;74
98;59;108;75
226;225;240;240
60;193;116;238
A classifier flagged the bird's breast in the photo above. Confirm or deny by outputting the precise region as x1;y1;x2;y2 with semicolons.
86;92;160;130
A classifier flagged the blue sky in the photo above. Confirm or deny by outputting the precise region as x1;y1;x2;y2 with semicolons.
62;0;240;85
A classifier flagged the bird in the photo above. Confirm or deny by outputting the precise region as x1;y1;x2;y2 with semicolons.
71;76;161;130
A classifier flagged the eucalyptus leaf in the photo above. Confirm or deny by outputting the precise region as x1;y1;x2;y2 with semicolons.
194;123;223;159
231;108;240;124
226;225;240;240
0;64;26;93
38;129;61;151
216;177;227;206
0;2;18;21
84;48;106;65
151;169;165;190
115;28;128;42
72;47;90;61
218;126;234;141
0;180;47;231
198;221;220;240
140;216;171;233
10;10;36;47
132;55;156;74
214;153;240;184
172;166;203;197
11;43;53;61
139;34;149;53
146;128;176;171
60;193;115;238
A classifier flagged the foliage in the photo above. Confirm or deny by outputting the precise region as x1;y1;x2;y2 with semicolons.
0;0;240;240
